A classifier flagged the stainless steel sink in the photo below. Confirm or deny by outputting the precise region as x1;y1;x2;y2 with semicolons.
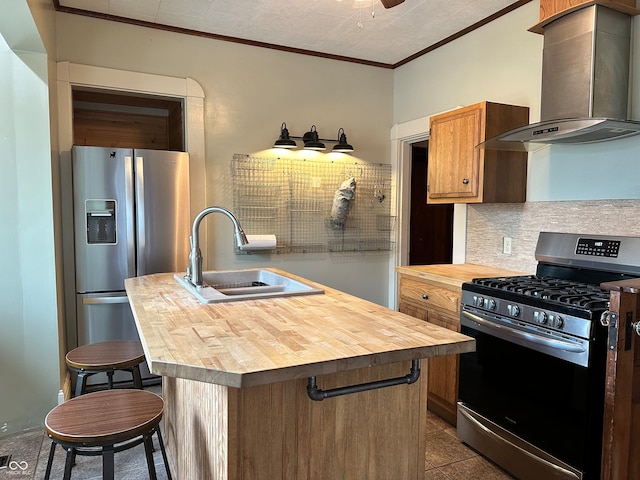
174;269;324;303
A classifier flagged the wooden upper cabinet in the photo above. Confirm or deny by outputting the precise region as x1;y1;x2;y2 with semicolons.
427;101;529;204
533;0;640;32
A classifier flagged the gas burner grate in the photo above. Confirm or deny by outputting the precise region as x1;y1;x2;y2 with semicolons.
471;275;610;310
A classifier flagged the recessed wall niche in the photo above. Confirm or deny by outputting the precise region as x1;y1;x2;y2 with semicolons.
72;89;185;151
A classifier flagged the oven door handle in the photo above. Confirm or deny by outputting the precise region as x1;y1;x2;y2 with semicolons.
462;311;586;353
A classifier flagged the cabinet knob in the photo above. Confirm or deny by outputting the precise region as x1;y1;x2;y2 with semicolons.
421;293;428;300
462;178;469;185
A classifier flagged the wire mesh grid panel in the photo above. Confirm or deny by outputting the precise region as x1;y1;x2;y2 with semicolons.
231;154;394;254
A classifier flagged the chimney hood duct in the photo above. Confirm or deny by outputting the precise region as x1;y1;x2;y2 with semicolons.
482;5;640;151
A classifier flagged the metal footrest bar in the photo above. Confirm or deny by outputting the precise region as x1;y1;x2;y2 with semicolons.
306;359;420;401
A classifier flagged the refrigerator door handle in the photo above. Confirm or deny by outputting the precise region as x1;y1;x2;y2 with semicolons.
135;155;147;276
125;155;136;278
81;295;130;305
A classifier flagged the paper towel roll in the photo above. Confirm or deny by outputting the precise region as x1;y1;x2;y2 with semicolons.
239;234;277;251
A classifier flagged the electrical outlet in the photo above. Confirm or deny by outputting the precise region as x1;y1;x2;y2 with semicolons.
503;237;512;254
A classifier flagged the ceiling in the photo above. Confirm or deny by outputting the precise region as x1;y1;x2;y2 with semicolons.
55;0;531;68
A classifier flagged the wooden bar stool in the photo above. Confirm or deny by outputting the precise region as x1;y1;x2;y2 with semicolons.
44;389;172;480
66;340;146;396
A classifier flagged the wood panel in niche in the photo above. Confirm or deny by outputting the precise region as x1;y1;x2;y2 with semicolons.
72;89;185;151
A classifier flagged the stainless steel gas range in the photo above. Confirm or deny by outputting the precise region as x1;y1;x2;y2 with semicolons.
457;232;640;480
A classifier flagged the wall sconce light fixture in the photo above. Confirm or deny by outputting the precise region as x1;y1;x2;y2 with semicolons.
333;128;354;153
302;125;325;151
273;122;297;149
272;122;355;152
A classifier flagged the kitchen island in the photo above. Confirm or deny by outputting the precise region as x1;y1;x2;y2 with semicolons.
125;269;475;479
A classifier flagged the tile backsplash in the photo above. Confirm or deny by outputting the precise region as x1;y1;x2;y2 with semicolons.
465;200;640;273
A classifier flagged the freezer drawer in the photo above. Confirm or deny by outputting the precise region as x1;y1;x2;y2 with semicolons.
75;292;154;384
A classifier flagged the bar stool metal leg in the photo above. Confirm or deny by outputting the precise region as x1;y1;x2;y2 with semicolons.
63;446;74;480
75;370;91;397
131;364;143;389
102;445;115;480
106;370;114;390
156;426;173;480
143;433;158;480
44;441;56;479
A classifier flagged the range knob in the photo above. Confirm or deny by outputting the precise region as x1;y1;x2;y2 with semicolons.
486;299;497;311
535;311;548;325
550;315;564;329
474;296;484;307
507;304;520;317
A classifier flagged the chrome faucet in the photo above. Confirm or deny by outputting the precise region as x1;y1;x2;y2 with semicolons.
186;207;248;287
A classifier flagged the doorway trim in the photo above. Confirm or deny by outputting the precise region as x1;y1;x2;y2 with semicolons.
389;116;467;307
56;61;205;212
56;61;206;349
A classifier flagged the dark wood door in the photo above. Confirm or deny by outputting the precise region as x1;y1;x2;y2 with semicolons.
409;145;453;265
600;278;640;479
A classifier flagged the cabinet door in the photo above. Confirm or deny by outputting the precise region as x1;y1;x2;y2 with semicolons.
426;311;460;426
427;103;484;202
398;299;428;321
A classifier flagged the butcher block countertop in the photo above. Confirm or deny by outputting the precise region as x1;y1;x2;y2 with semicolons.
124;269;476;389
396;263;529;288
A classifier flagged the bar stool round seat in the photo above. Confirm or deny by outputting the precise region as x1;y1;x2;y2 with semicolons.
44;389;171;480
66;340;146;396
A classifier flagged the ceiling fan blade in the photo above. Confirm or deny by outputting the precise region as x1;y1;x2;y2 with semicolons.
380;0;405;8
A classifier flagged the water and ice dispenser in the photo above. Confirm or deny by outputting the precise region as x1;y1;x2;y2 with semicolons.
85;200;117;244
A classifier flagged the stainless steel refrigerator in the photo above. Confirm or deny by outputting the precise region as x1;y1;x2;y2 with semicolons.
71;145;190;383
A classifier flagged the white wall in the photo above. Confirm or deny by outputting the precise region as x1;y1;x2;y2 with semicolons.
394;2;542;127
394;0;640;202
55;13;395;306
0;3;60;436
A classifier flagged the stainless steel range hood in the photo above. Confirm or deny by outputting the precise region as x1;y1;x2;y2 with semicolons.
482;5;640;151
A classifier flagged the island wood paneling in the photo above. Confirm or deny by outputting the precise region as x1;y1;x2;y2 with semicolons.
163;360;428;480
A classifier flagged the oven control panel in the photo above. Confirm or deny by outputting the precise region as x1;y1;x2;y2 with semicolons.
576;238;620;257
461;290;592;340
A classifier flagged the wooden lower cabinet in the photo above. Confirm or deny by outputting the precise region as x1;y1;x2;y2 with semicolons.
398;275;461;426
423;311;460;425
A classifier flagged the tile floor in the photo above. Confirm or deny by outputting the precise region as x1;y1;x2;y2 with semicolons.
0;388;513;480
424;411;515;480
